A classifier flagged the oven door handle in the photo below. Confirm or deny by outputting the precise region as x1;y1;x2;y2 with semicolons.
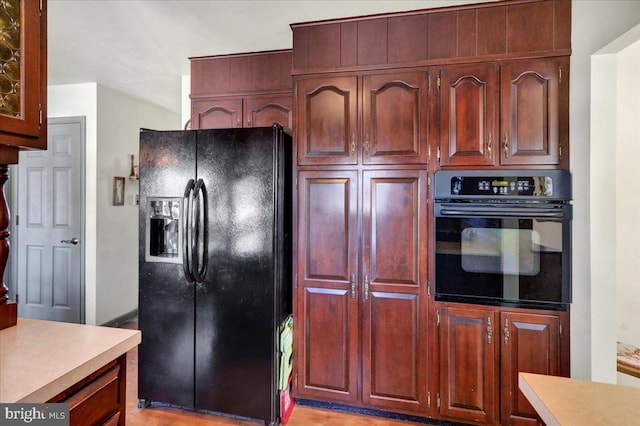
438;207;566;218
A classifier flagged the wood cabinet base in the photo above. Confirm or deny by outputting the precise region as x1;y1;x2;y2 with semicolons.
0;301;17;330
48;355;127;426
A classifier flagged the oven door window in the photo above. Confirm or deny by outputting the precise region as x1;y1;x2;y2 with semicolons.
436;216;566;306
461;227;540;276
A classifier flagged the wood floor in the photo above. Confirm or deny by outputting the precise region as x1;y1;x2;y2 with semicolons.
123;329;429;426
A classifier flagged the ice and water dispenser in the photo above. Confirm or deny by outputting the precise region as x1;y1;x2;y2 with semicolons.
145;198;182;264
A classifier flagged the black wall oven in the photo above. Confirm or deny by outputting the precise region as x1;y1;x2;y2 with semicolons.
434;170;572;310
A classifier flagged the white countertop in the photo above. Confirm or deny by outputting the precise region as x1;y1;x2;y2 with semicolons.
519;372;640;426
0;318;141;403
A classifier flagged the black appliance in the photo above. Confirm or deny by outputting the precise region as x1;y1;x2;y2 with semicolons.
138;125;292;425
434;170;572;310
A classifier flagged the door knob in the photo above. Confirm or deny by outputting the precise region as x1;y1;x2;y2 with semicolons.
61;238;79;245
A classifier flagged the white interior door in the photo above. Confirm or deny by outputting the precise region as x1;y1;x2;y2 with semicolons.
15;117;85;323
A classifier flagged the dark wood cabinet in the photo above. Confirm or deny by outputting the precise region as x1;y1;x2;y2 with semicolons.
438;306;498;424
191;94;292;130
438;63;499;167
438;58;568;168
291;1;572;423
296;71;428;166
295;170;359;403
500;312;562;425
295;169;429;414
500;58;567;167
361;170;429;413
295;76;358;165
49;355;128;426
0;0;47;150
190;50;292;130
437;304;568;426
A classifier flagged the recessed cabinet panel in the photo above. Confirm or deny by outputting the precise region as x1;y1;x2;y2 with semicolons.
500;312;561;425
364;172;425;287
296;77;358;165
363;291;424;410
501;59;564;166
439;64;498;166
439;307;497;424
303;288;353;393
192;99;243;129
363;72;428;165
245;94;292;129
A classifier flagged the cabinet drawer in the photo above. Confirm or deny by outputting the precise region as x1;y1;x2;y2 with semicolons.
65;364;120;426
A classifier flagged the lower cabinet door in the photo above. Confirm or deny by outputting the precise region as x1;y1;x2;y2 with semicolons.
500;311;561;426
438;306;498;424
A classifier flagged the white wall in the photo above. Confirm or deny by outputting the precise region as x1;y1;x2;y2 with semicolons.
591;24;640;387
570;1;640;380
95;84;180;325
46;83;180;325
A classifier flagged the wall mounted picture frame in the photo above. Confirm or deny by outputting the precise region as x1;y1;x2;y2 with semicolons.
113;177;125;206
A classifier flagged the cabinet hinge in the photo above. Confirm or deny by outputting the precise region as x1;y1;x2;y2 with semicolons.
437;146;441;163
436;309;440;326
295;176;298;187
427;280;431;298
40;0;43;14
295;373;298;389
295;273;298;289
427;175;431;188
427;391;431;408
428;74;432;93
15;294;19;304
559;65;563;84
39;104;43;128
437;393;441;409
559;143;563;160
559;324;563;336
437;72;441;90
428;144;431;162
15;215;19;226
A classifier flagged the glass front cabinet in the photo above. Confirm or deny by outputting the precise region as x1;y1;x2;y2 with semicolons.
0;0;47;150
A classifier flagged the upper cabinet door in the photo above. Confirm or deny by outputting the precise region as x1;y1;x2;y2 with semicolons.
362;72;428;165
0;0;47;148
296;76;358;166
191;98;243;130
244;94;292;130
439;64;499;167
500;58;567;166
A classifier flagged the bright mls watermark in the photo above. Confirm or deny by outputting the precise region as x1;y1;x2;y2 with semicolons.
0;404;69;425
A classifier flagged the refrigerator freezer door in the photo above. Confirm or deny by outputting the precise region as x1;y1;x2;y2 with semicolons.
194;127;284;423
138;129;198;408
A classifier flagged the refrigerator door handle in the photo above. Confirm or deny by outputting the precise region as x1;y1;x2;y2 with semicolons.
182;179;196;283
192;179;208;283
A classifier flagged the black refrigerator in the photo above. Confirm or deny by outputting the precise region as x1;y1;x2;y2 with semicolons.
138;125;292;426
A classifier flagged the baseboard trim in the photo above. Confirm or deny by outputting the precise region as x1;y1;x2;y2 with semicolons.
101;309;138;328
295;399;466;425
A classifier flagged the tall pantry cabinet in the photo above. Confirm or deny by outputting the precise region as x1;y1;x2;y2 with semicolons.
294;71;431;414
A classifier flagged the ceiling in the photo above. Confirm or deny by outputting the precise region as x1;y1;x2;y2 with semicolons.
47;0;485;114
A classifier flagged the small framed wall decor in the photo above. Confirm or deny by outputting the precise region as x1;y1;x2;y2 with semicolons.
113;177;125;206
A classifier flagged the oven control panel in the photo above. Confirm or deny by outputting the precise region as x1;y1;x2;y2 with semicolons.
450;176;554;197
